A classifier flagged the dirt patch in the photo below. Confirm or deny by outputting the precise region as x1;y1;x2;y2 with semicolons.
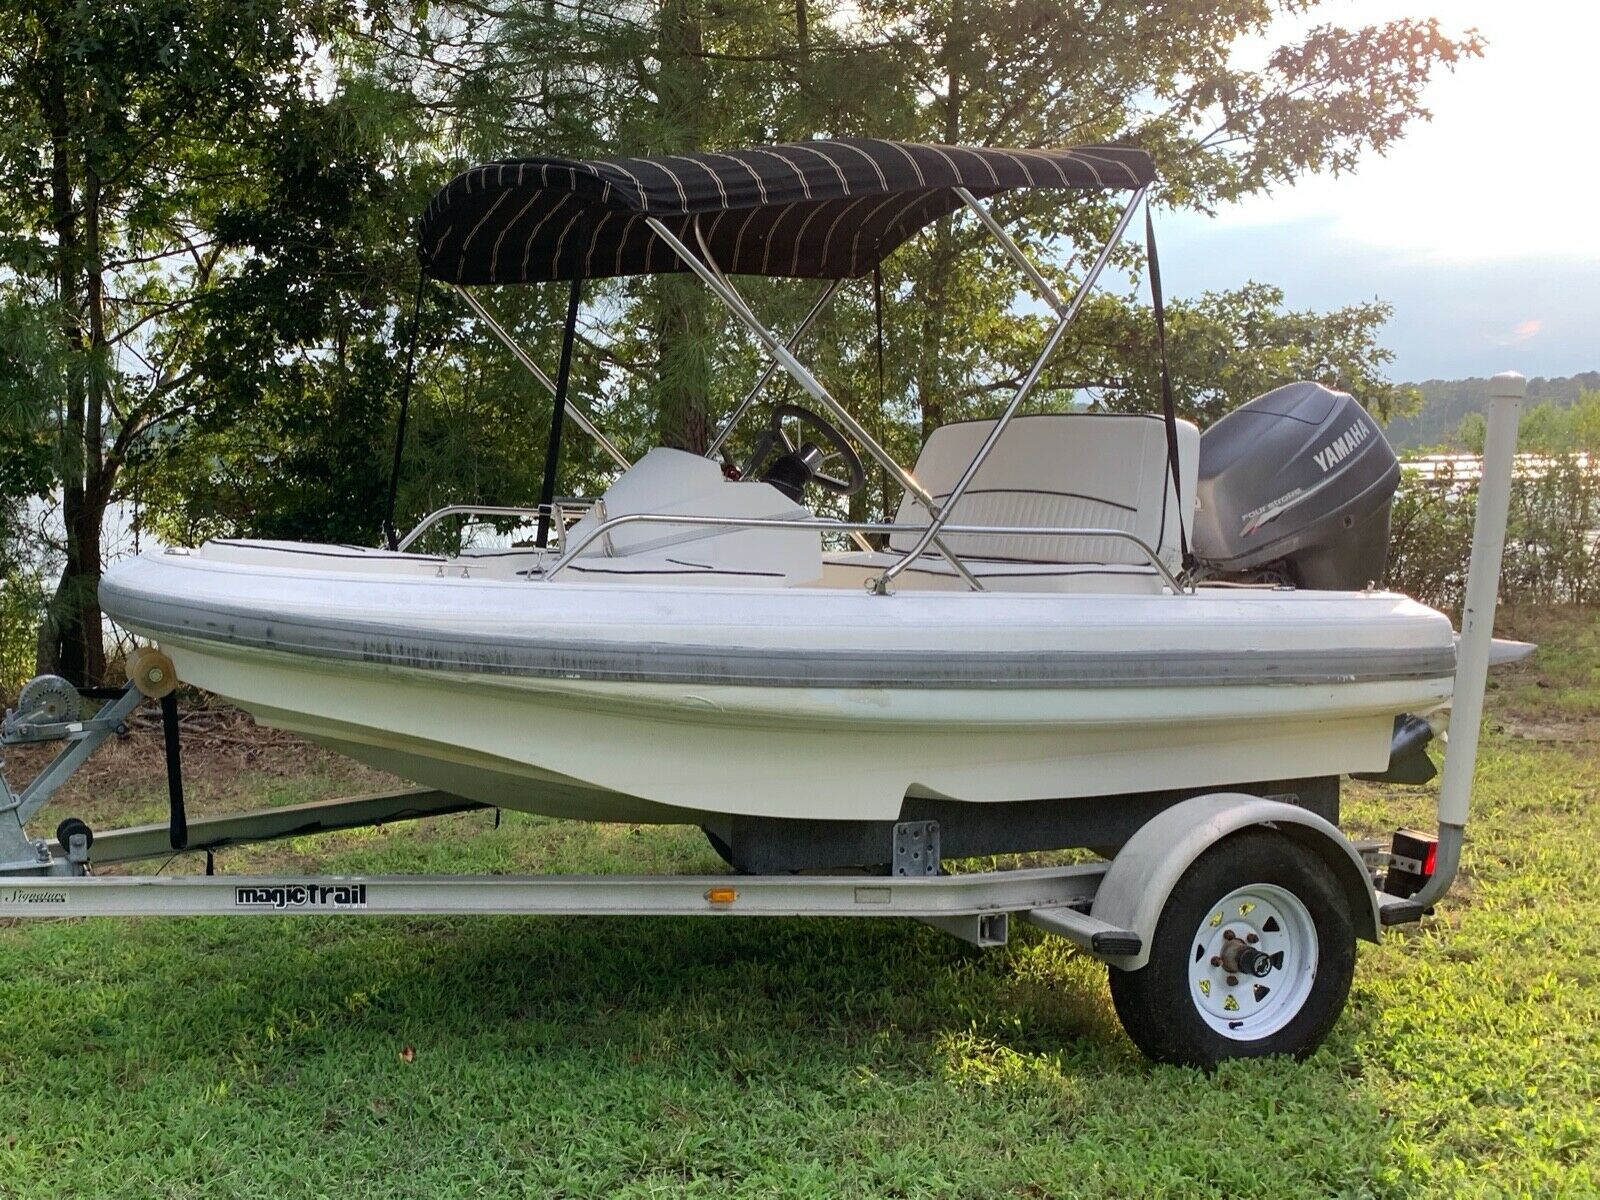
1494;715;1600;743
3;699;397;828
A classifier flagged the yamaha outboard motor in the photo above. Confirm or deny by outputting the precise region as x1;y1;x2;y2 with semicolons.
1191;382;1400;590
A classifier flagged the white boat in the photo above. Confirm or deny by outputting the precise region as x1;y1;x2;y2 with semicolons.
101;138;1459;868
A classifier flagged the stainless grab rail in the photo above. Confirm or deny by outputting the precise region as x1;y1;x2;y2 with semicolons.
651;215;983;592
871;187;1147;594
450;285;632;471
540;512;1188;594
396;503;593;552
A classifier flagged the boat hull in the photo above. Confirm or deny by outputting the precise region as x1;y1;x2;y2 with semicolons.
101;549;1458;823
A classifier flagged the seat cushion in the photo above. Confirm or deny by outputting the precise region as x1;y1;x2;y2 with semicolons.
892;413;1198;569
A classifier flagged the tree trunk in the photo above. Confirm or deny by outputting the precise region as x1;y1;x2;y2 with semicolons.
915;0;965;442
77;162;109;684
34;45;107;685
35;51;88;682
651;0;713;454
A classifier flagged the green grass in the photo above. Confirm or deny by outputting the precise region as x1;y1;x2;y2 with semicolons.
1;615;1597;1198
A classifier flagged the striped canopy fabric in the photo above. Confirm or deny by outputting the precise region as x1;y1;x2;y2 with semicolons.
419;138;1154;285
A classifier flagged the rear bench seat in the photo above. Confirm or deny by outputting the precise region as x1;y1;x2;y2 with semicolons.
821;412;1198;593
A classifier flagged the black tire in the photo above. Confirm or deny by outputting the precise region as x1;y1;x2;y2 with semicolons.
702;826;738;869
1108;828;1356;1069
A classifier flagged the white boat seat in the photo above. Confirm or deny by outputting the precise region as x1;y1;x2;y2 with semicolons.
892;412;1198;572
560;446;822;583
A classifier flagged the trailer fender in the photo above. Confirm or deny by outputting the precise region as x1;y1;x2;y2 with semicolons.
1091;793;1379;971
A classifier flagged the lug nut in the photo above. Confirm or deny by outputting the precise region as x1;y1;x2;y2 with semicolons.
1210;955;1222;967
1246;933;1259;944
1226;974;1239;986
1222;929;1235;940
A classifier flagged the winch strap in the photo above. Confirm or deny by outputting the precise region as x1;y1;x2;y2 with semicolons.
1145;204;1190;568
160;692;188;851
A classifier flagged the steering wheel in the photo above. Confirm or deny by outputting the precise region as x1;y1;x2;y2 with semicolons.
741;403;867;499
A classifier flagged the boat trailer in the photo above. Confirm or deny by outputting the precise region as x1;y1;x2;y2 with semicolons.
0;375;1526;1065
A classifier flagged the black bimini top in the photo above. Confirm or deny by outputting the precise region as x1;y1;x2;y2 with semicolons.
419;137;1153;285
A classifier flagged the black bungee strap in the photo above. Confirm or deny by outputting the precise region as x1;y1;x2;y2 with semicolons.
1145;203;1192;571
383;270;428;550
160;692;187;851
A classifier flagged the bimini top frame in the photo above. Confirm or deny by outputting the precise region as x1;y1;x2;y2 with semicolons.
413;137;1166;592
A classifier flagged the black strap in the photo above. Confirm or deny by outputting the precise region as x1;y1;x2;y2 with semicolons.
159;692;187;851
873;265;886;410
383;271;428;550
1145;204;1190;568
536;275;584;548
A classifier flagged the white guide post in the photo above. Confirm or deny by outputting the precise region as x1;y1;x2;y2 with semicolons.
1413;370;1524;905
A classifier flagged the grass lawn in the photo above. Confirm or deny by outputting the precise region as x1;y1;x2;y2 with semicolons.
0;608;1595;1198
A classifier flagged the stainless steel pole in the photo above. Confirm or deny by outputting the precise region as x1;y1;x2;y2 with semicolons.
954;187;1069;316
871;188;1147;593
706;280;843;458
644;217;982;590
452;285;631;471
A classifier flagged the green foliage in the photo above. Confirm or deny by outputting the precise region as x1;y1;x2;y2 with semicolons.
0;0;362;678
0;568;46;694
1386;372;1600;451
1392;390;1600;612
1388;452;1600;611
1071;282;1422;427
0;298;56;571
1455;389;1600;456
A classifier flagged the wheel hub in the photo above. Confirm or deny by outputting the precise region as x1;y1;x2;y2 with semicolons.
1217;932;1274;978
1188;883;1318;1040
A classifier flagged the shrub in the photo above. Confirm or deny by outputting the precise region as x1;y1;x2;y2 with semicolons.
1387;453;1600;611
0;568;47;699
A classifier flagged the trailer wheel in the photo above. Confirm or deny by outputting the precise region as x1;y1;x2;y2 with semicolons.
1108;828;1355;1068
702;827;737;868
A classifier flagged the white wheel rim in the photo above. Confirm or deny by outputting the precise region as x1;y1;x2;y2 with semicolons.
1187;883;1318;1041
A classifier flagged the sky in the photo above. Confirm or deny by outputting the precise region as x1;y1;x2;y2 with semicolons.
1156;0;1598;383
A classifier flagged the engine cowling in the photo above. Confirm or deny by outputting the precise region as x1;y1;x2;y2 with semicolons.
1191;382;1400;591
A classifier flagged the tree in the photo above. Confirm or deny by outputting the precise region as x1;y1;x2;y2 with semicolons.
1060;283;1422;425
0;0;354;682
862;3;1474;442
1456;390;1600;456
0;1;1485;681
346;0;1471;511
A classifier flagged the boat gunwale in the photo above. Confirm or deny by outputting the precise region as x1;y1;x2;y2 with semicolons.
103;574;1458;691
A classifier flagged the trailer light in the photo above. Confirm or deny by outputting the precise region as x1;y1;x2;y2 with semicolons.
1383;829;1439;898
705;887;738;905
